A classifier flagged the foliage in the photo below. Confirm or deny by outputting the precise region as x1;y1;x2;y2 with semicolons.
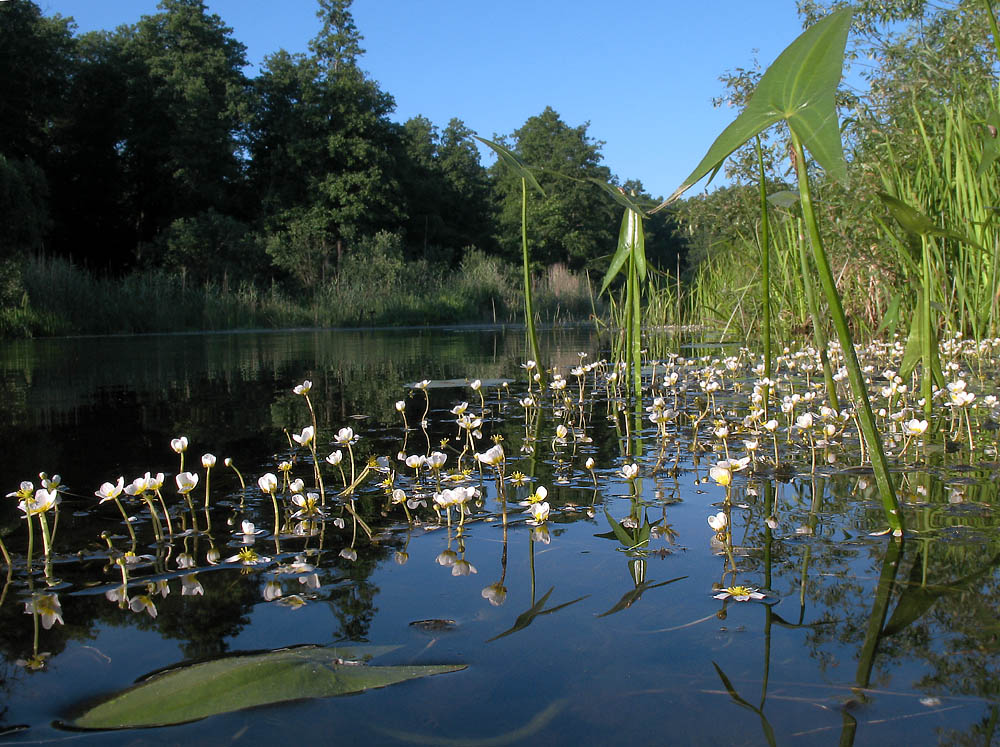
490;107;618;269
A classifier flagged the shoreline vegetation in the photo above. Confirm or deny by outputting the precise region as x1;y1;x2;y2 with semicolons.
4;0;1000;367
3;251;600;338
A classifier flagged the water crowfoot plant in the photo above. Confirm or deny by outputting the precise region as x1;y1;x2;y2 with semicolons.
653;8;903;535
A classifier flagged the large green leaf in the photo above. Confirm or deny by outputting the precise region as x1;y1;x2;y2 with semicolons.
472;135;545;196
66;645;465;729
654;9;852;209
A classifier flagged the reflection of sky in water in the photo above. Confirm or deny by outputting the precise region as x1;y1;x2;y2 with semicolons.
0;328;998;743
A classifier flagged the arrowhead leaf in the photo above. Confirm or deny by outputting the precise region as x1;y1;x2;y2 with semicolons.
654;9;852;210
473;135;545;196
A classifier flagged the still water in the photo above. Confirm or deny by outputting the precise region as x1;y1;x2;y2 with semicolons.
0;327;998;744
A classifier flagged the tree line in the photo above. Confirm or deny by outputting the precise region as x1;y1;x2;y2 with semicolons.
0;0;683;317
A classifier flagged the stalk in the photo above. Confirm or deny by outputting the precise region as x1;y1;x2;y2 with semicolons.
795;217;841;411
521;178;543;383
755;137;773;397
791;131;902;534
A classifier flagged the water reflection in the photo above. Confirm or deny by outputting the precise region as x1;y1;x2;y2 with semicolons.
0;327;999;743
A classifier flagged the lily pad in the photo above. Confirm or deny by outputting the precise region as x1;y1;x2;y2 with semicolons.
64;645;466;729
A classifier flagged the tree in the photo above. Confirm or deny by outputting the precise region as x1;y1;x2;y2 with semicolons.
117;0;250;254
0;1;75;165
396;116;494;261
491;107;618;269
250;0;403;285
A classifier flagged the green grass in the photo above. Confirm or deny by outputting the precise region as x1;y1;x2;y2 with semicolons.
14;251;598;338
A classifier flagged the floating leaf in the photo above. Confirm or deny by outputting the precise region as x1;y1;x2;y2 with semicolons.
654;9;852;209
65;645;465;729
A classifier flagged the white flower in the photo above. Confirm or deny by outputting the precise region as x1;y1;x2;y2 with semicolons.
175;472;199;494
334;427;354;445
621;463;639;480
904;418;928;436
395;400;406;412
96;477;125;503
201;453;217;468
475;444;504;467
713;585;765;602
526;501;550;525
707;512;727;532
293;380;312;396
325;450;343;466
709;461;733;487
170;436;189;454
257;473;278;494
292;426;315;447
585;457;595;470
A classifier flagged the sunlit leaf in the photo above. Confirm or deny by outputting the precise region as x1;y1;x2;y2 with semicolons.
473;135;545;196
66;646;465;729
654;9;852;209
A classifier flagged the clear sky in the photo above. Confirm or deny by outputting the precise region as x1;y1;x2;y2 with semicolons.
37;0;810;200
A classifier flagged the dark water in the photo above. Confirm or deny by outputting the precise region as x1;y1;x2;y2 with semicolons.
0;327;998;745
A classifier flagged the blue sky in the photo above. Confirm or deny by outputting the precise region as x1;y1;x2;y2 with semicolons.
38;0;811;199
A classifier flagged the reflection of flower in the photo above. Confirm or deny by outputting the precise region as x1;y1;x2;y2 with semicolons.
482;582;507;606
181;574;204;596
436;549;458;567
129;594;158;618
25;593;64;629
452;559;477;576
17;652;51;671
263;580;283;601
713;585;765;602
531;524;551;544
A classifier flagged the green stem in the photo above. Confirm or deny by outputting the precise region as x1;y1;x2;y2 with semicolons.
791;131;902;534
521;177;544;382
756;136;773;401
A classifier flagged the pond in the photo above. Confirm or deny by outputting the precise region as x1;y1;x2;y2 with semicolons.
1;327;999;744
